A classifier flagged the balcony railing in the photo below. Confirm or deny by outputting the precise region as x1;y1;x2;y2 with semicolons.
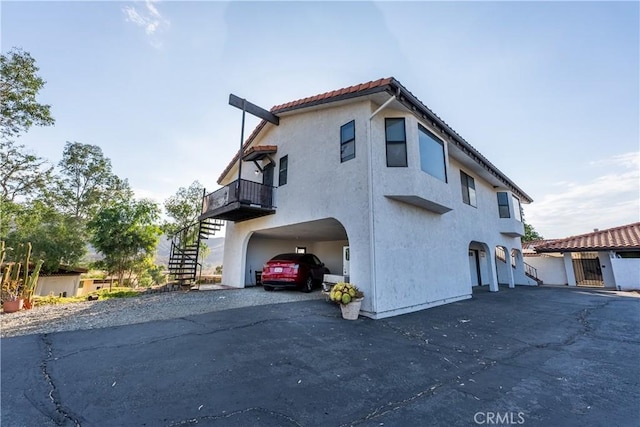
200;179;275;222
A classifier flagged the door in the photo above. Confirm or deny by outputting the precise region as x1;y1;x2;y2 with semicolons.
261;162;274;207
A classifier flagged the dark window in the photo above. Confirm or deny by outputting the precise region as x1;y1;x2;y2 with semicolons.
340;120;355;162
418;124;446;181
460;171;476;207
497;192;510;218
385;118;407;167
278;155;288;186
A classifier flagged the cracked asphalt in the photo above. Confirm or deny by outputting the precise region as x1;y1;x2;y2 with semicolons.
1;286;639;427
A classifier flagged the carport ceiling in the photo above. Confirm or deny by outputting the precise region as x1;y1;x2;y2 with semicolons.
252;218;347;242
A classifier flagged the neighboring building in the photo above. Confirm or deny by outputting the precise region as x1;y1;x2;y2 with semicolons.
201;77;535;319
76;277;117;296
532;223;640;290
36;266;89;297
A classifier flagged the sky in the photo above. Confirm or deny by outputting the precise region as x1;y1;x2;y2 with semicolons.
1;0;638;239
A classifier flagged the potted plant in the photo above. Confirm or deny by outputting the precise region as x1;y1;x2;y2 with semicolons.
329;282;364;320
1;241;43;313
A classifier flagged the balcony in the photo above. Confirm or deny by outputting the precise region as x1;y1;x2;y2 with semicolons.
200;179;276;223
499;217;525;237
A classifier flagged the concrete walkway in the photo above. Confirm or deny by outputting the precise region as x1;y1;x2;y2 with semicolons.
1;286;638;426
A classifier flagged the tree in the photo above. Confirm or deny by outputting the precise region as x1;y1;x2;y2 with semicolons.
88;198;162;286
54;141;132;220
0;141;53;202
2;199;86;272
0;48;55;202
523;221;544;242
162;180;205;237
1;47;54;142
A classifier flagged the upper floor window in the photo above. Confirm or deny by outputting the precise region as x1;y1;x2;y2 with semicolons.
340;121;355;162
385;118;407;167
497;192;510;218
512;195;522;221
418;124;447;182
278;155;288;186
460;170;476;207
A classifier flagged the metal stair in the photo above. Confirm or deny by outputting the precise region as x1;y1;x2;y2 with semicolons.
168;218;224;288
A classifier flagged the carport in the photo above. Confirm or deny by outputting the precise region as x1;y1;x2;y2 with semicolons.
244;218;349;287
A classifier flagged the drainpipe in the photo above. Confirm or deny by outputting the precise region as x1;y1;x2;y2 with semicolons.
367;89;399;316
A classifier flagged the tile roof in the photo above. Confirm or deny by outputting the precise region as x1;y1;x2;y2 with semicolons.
215;77;533;203
521;239;557;252
271;77;393;112
534;222;640;253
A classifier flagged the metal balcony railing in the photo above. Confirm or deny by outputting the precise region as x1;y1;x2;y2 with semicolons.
202;179;274;218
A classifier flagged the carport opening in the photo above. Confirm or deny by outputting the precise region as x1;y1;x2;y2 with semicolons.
244;218;349;290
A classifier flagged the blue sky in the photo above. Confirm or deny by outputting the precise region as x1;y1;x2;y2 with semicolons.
2;1;638;239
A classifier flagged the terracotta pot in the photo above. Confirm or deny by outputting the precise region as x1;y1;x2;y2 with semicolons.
23;298;33;310
3;298;24;313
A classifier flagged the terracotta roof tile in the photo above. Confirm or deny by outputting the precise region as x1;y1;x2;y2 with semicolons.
269;77;393;113
534;223;640;253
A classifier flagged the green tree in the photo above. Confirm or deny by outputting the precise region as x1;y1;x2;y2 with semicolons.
523;221;544;242
1;47;54;142
88;198;162;286
2;199;86;272
1;141;53;201
54;141;132;220
162;180;204;237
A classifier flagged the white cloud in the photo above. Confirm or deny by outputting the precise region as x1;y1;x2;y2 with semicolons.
526;152;640;238
123;0;169;47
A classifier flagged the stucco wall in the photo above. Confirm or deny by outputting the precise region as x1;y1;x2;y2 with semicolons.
366;109;522;316
524;255;567;285
597;252;615;287
36;276;80;297
611;257;640;290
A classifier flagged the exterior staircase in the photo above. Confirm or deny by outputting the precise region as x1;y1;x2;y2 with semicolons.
168;218;224;288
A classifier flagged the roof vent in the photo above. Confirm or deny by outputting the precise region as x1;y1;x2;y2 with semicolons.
593;228;599;232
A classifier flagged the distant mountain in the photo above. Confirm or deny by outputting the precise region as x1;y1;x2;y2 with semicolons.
155;235;225;273
86;235;225;273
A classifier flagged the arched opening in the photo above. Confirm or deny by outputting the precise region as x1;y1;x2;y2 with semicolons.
244;218;349;289
469;241;494;292
495;245;512;286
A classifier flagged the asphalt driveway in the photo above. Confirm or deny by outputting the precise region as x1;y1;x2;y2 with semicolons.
2;286;639;426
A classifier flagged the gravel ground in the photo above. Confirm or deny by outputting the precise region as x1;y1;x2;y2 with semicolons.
0;287;325;338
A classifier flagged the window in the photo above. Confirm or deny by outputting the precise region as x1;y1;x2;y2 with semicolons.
512;195;522;221
460;171;476;207
278;155;288;186
340;120;355;162
385;118;407;167
295;246;307;254
418;124;446;181
497;192;510;218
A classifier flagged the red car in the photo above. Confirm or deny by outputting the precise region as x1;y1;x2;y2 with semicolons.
261;253;330;293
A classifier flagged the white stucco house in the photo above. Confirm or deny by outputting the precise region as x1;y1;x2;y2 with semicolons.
200;77;536;319
528;223;640;290
35;266;89;297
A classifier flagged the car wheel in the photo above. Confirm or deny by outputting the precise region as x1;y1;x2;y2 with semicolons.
302;276;313;293
264;285;274;292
